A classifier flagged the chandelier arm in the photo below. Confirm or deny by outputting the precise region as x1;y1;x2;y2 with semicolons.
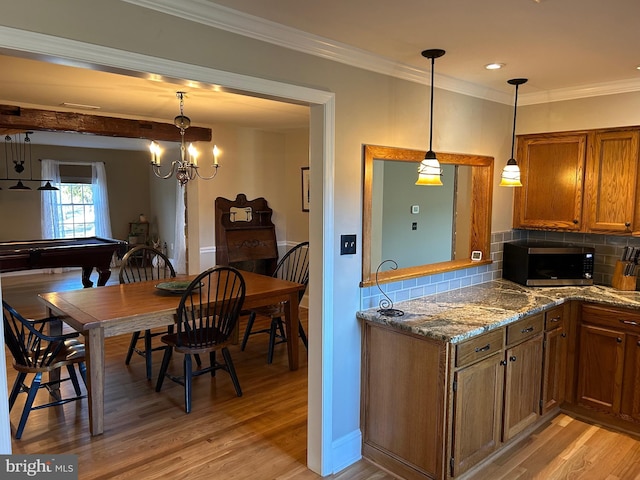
151;161;179;180
194;165;220;180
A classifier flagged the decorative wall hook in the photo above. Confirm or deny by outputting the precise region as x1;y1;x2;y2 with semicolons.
376;260;404;317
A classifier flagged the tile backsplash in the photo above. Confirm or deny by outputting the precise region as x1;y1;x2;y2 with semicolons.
359;229;640;310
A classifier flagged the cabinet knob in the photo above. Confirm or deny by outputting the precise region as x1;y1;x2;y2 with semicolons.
500;360;507;366
625;222;631;228
509;355;517;362
617;337;623;343
561;333;567;338
573;219;579;224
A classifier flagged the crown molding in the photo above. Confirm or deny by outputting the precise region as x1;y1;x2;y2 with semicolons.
122;0;640;106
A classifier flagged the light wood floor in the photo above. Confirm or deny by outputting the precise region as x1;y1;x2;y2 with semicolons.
4;271;640;479
1;270;392;480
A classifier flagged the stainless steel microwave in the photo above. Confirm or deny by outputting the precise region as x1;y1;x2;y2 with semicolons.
502;241;595;286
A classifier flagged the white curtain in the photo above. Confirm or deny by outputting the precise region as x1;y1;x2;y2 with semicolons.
173;182;187;274
41;159;112;239
91;162;112;238
41;159;63;239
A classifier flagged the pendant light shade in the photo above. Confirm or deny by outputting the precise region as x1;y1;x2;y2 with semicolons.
416;48;445;186
500;78;528;187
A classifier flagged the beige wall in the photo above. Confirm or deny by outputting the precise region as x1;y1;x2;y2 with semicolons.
0;144;150;242
519;91;640;134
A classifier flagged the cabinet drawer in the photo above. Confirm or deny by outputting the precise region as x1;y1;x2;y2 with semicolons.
582;303;640;331
455;329;504;368
545;306;564;331
506;314;544;346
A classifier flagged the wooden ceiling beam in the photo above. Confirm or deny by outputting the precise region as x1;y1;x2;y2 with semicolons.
0;104;212;143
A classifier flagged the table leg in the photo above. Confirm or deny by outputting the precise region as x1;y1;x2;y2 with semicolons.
81;267;95;288
284;293;300;371
46;314;63;394
96;267;112;286
86;328;105;436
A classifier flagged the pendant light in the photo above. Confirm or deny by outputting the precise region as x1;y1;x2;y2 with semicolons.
416;49;445;186
500;78;528;187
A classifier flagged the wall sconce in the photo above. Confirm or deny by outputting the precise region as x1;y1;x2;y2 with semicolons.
500;78;528;187
416;49;445;186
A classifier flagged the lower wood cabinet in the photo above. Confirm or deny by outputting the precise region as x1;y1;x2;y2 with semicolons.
577;304;640;422
541;305;568;414
361;302;640;479
502;332;543;441
451;352;504;476
361;322;447;480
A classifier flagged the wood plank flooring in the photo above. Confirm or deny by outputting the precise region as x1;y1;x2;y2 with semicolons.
4;271;640;479
1;270;391;480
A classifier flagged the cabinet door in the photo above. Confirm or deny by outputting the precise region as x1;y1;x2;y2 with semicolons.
513;133;587;230
584;129;640;233
577;324;625;413
541;326;567;414
503;334;543;441
451;353;504;477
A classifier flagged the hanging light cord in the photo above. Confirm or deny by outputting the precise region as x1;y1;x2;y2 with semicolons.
510;83;520;159
428;56;435;152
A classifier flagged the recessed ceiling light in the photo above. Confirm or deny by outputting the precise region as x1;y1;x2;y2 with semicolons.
485;63;505;70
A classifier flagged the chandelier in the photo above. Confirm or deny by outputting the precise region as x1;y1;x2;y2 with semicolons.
1;131;58;191
150;91;220;186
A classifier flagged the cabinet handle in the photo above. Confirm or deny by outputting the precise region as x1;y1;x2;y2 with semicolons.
509;355;517;362
617;337;623;343
619;319;639;326
500;360;507;366
550;316;561;323
521;326;535;334
474;344;491;353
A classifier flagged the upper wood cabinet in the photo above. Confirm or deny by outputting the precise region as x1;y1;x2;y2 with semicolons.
584;129;640;234
513;127;640;234
513;132;587;230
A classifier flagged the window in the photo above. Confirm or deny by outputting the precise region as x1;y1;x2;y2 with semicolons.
41;160;112;240
59;183;96;238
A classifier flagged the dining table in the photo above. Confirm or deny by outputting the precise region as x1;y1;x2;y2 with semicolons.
38;269;306;436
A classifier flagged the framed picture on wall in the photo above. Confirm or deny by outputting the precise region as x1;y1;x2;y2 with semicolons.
301;167;310;212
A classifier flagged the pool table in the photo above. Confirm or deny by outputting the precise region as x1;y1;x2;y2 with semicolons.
0;237;126;287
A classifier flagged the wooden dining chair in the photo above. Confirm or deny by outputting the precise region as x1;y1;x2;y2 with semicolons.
155;266;246;413
119;244;176;380
3;300;87;439
240;241;309;364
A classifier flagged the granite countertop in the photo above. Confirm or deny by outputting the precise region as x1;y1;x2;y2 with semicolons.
356;279;640;344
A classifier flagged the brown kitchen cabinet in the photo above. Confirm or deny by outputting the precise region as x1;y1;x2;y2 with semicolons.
541;305;568;414
513;132;587;231
502;315;544;441
361;322;447;480
450;329;505;477
577;304;640;422
450;314;543;477
513;127;640;235
583;128;640;234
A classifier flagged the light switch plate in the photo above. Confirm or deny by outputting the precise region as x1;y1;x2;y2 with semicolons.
340;234;357;255
411;205;419;214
